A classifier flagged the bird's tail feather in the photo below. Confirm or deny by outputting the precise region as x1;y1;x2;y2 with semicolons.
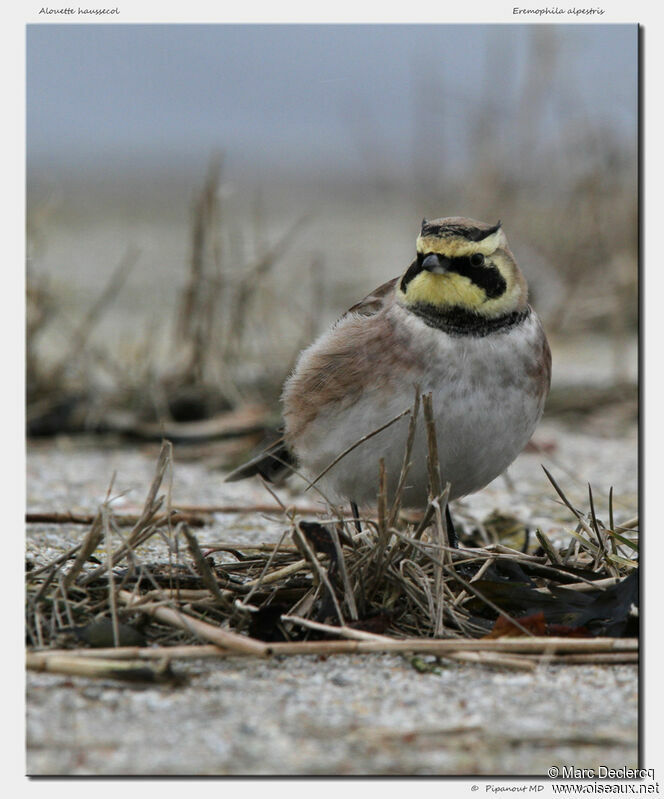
224;436;295;484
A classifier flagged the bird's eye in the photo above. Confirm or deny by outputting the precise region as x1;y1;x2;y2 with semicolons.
470;253;485;267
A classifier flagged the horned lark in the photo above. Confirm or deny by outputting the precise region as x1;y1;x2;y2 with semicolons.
229;217;551;541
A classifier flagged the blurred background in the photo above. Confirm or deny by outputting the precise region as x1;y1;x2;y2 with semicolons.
26;24;638;451
24;25;640;777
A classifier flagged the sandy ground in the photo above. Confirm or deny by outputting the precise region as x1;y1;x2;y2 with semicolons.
27;655;637;776
26;414;638;776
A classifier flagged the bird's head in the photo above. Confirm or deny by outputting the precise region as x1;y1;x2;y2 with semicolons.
397;217;528;319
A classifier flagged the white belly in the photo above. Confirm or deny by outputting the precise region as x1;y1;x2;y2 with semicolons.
290;309;547;508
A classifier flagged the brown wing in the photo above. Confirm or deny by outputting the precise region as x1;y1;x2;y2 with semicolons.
343;276;399;318
227;275;401;483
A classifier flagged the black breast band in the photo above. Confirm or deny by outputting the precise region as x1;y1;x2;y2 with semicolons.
410;304;531;337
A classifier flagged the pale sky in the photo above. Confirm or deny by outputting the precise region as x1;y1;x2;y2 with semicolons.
27;24;637;179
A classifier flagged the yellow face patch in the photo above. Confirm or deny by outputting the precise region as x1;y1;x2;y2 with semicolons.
397;248;525;319
400;270;486;311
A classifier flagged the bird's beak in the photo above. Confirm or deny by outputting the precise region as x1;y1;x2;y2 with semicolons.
422;254;451;274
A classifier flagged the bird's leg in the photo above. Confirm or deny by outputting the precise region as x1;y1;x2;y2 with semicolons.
350;500;362;534
349;499;368;615
445;504;460;549
521;527;530;554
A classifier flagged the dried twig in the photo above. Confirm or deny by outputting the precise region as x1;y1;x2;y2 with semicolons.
293;523;344;625
60;512;104;589
27;510;210;528
78;442;171;586
181;524;228;606
28;636;637;665
388;389;421;528
265;636;637;657
26;652;177;683
117;590;268;657
422;393;442;500
281;615;392;642
444;651;537;672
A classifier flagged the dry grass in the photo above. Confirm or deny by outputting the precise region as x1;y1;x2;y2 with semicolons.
26;397;638;681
